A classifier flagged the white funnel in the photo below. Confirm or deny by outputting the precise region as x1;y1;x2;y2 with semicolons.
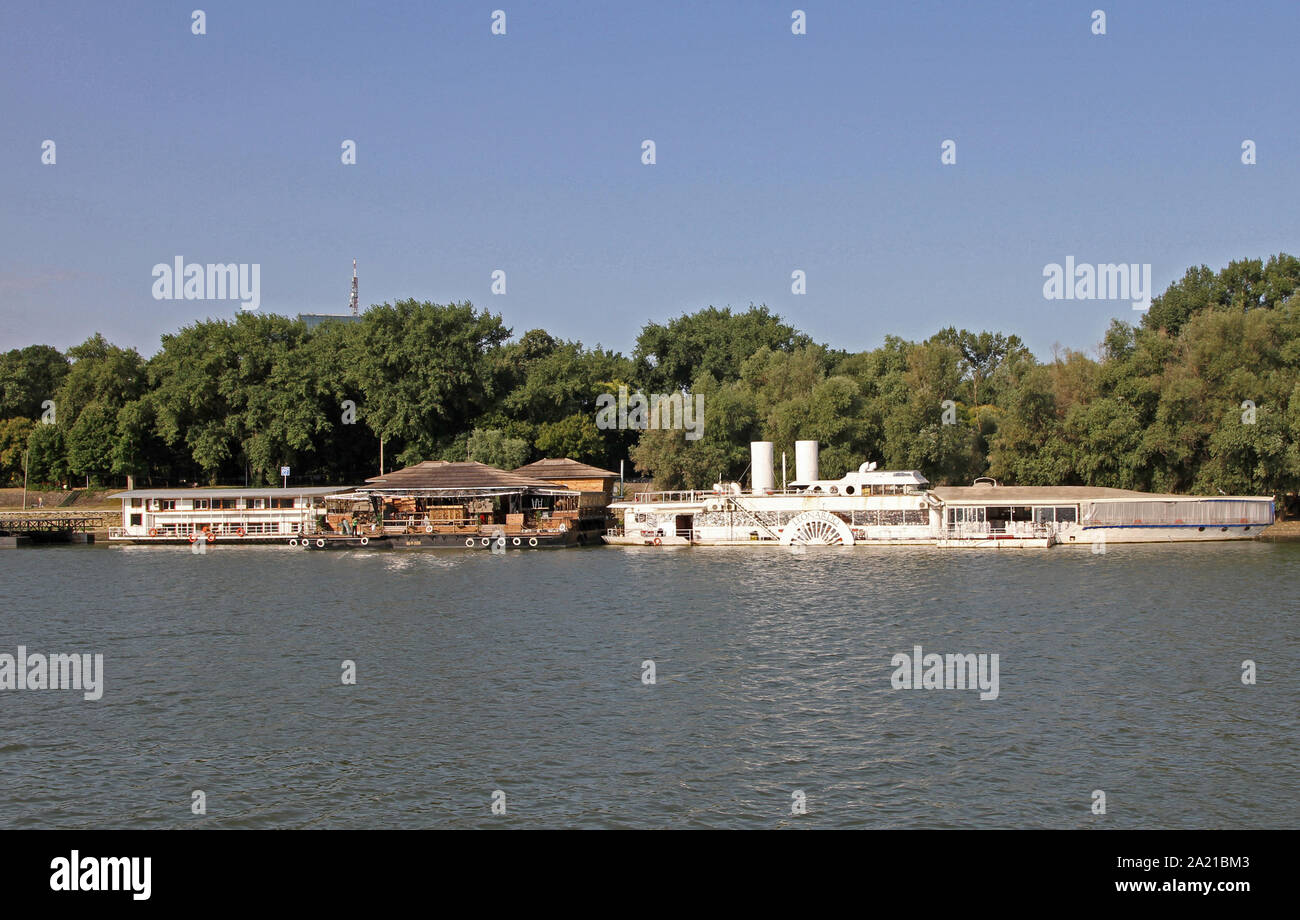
750;442;774;494
795;440;820;483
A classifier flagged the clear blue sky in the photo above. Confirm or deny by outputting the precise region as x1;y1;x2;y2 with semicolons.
2;0;1296;359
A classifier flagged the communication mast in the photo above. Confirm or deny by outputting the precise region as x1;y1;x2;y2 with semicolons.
349;259;359;316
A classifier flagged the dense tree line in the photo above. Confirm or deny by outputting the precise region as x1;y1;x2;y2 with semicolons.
2;255;1298;499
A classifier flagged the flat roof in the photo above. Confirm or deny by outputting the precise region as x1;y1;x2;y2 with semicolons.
109;487;344;499
932;485;1269;503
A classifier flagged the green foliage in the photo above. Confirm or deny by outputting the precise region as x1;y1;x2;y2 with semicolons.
633;305;812;392
534;413;606;464
25;421;67;485
466;428;530;469
0;417;36;485
0;345;68;420
2;254;1298;498
630;374;755;490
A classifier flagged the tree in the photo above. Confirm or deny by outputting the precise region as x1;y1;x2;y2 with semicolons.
25;421;67;486
0;345;68;420
66;403;118;484
930;327;1028;408
343;300;511;467
0;417;35;485
631;374;756;489
466;428;530;469
633;305;811;392
534;413;606;463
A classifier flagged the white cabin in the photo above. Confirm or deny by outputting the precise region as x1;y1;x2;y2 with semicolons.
108;487;340;542
605;441;1274;549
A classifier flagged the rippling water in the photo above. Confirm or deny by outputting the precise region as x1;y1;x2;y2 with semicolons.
1;541;1297;828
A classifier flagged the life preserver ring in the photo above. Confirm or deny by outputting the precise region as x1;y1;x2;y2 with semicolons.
495;537;506;549
289;538;298;546
188;533;197;544
149;528;159;537
359;536;368;546
528;537;538;547
653;537;662;546
424;524;433;533
207;532;215;543
480;537;490;546
236;527;246;537
316;538;325;548
465;538;475;547
512;537;521;546
300;538;310;548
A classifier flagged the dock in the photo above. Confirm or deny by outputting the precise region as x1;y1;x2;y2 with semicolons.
0;513;101;547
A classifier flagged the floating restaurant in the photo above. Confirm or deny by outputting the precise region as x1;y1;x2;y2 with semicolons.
107;487;339;544
103;446;1275;551
604;440;1274;548
309;459;600;550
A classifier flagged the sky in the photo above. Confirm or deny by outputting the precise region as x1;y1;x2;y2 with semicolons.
2;0;1296;360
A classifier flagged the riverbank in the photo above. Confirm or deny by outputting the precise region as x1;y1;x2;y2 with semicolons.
0;488;118;510
1257;520;1300;541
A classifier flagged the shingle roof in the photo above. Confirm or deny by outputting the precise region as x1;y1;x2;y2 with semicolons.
512;458;619;481
364;461;572;492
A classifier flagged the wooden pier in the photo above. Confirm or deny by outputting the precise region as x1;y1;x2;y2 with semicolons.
0;513;100;547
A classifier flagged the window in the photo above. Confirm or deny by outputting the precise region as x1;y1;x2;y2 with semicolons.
1055;506;1077;523
247;498;266;509
214;499;238;509
193;499;210;510
129;498;142;508
270;498;295;509
159;500;176;511
129;514;142;526
951;507;985;524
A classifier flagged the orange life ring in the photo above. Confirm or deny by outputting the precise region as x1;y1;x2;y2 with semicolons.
149;528;159;537
206;531;216;543
653;537;662;546
236;527;246;537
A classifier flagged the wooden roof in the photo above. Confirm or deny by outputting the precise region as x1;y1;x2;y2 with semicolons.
364;461;572;492
512;458;620;481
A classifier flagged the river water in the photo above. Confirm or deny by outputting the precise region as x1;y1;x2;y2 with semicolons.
1;541;1297;828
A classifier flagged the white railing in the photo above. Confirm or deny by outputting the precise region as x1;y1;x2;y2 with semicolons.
631;490;717;503
944;522;1053;539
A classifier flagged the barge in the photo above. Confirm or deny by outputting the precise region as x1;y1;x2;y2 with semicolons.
107;487;339;544
307;460;601;550
604;441;1274;549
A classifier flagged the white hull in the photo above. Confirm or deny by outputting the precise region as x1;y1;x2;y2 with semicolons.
607;456;1272;550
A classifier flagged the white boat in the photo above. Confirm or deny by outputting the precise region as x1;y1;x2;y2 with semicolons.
107;487;338;543
604;441;1274;549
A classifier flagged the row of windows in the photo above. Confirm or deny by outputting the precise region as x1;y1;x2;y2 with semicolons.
640;509;931;527
946;506;1079;524
149;522;301;535
130;497;301;510
807;484;915;496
